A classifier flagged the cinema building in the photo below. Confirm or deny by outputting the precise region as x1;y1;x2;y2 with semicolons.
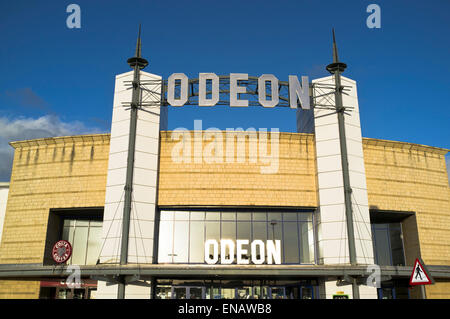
0;33;449;300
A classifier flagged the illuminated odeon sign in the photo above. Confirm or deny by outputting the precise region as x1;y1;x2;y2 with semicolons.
166;73;310;109
204;239;282;265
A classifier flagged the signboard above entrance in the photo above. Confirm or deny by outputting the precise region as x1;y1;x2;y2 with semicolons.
204;239;282;265
165;73;310;109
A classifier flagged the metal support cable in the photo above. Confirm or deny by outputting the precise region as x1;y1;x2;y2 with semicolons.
132;192;150;264
351;191;374;264
96;190;125;264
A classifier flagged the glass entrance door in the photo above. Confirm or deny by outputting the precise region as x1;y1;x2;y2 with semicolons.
156;280;317;299
173;287;187;299
253;286;269;299
282;285;314;299
270;287;286;299
236;286;252;299
189;287;203;299
172;286;206;299
300;286;313;299
220;288;236;299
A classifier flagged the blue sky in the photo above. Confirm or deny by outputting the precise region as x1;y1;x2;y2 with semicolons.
0;0;449;181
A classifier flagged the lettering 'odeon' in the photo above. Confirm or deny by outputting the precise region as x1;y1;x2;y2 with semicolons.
0;31;449;300
204;240;282;265
166;73;310;109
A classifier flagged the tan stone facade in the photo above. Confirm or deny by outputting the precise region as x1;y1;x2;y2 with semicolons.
0;134;110;298
158;131;318;208
362;138;450;298
0;132;448;298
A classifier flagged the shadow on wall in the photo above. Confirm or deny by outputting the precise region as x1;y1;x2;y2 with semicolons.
446;154;450;186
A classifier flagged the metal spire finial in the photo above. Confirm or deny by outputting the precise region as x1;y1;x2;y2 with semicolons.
135;24;142;58
127;24;148;69
326;28;347;74
332;28;339;63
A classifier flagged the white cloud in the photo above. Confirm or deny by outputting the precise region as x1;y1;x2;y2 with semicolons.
0;115;105;181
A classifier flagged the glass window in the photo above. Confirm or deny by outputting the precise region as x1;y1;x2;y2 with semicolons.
86;226;102;265
63;220;75;227
61;219;102;265
283;222;299;263
71;226;88;265
372;224;393;266
156;285;172;299
298;213;312;222
283;212;297;221
158;220;174;263
205;221;220;260
205;221;220;240
271;287;285;299
90;221;102;227
389;224;405;266
190;211;205;221
237;287;252;299
221;221;236;241
161;211;174;221
158;210;315;265
189;221;205;263
206;212;220;220
173;221;189;262
173;287;187;299
174;211;190;221
301;287;313;299
189;287;203;299
268;213;282;222
221;288;235;299
254;286;269;299
237;221;251;240
253;213;266;221
221;212;236;221
252;222;267;241
299;222;313;263
236;212;252;221
267;220;282;241
372;223;405;267
62;225;75;244
205;286;220;299
307;221;315;263
76;220;89;227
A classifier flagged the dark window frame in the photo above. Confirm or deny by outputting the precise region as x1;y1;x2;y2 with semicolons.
157;207;316;265
43;207;103;265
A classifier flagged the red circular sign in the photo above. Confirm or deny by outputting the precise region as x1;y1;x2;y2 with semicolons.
52;240;72;263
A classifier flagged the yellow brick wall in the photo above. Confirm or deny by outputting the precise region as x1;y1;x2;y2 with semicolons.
158;131;318;207
0;280;39;299
425;282;450;299
362;138;450;298
0;134;110;298
0;132;449;299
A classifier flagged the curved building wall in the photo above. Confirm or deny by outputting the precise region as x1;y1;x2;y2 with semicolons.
0;134;110;298
0;183;8;246
362;138;450;298
0;132;448;298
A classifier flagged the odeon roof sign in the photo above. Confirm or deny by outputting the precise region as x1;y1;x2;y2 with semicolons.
165;73;310;109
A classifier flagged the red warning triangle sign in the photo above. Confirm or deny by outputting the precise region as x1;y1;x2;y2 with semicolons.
409;258;434;286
